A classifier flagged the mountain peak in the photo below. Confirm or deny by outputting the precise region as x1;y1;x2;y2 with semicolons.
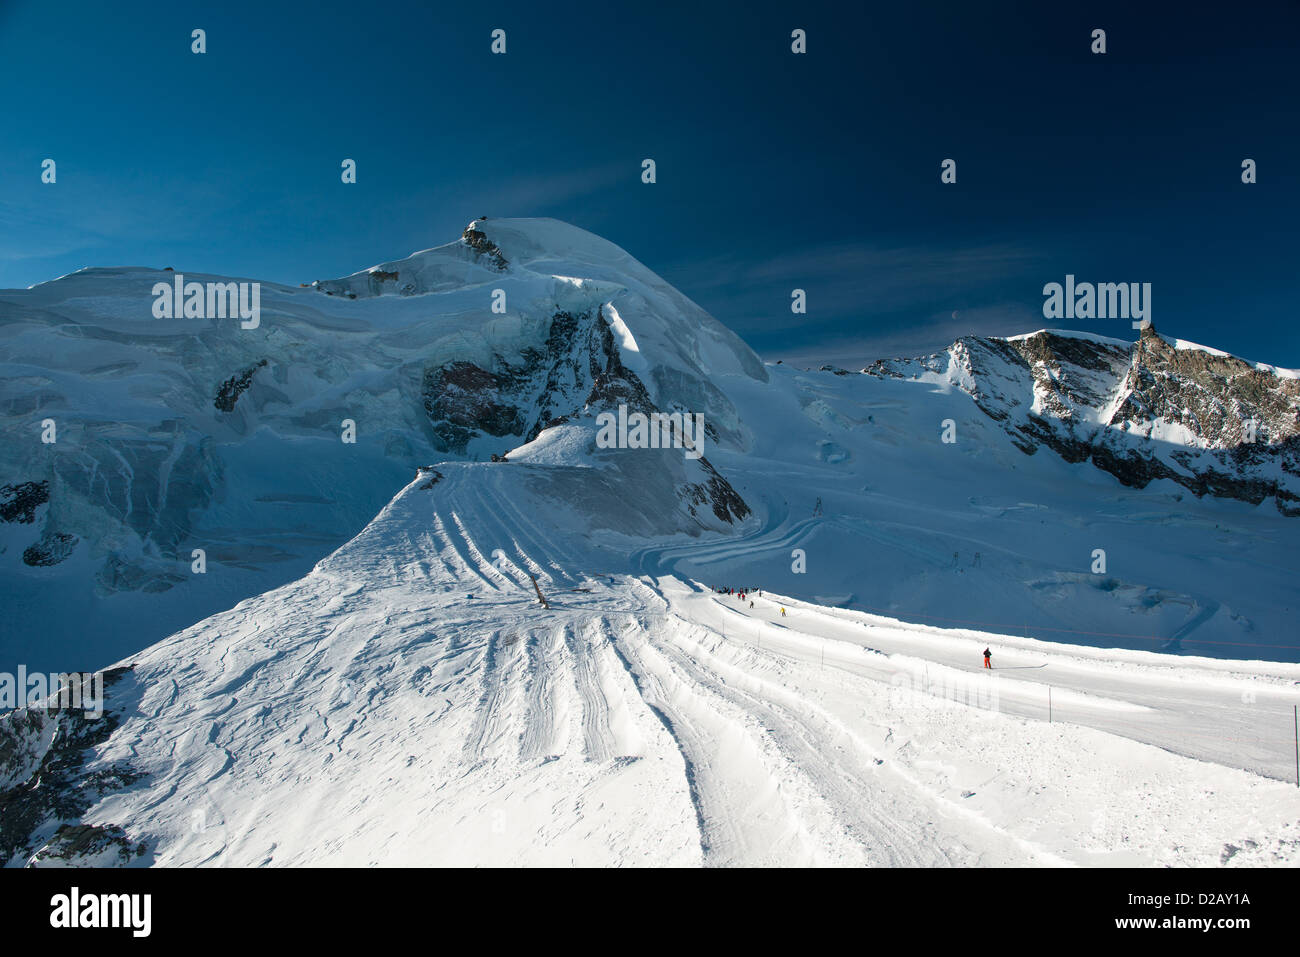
865;324;1300;516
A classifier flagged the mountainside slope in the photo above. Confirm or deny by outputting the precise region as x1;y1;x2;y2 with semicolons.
3;217;1297;677
0;219;759;673
3;462;1297;867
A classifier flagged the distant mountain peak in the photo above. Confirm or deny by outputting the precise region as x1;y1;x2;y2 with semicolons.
865;327;1300;514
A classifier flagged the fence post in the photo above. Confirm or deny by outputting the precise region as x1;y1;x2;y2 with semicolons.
528;573;550;609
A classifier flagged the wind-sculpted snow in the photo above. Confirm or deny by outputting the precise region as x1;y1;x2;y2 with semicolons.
5;465;1296;867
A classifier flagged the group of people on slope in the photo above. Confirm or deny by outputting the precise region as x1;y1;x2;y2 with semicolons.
711;585;784;615
712;585;760;597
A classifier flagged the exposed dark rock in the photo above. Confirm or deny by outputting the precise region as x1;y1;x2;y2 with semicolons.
584;308;657;416
214;359;268;412
868;327;1300;516
421;308;634;454
420;304;750;525
21;531;77;567
0;667;146;867
461;224;508;271
422;361;527;452
688;459;752;524
30;823;147;865
0;480;49;524
360;269;409;296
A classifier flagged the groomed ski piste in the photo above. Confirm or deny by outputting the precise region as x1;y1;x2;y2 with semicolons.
74;462;1300;868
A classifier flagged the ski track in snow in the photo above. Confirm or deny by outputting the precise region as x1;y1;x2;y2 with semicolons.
71;464;1300;868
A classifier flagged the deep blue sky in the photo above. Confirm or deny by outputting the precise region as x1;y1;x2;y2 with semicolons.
2;0;1297;367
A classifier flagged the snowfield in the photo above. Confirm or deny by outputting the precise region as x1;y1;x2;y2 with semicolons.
50;464;1300;868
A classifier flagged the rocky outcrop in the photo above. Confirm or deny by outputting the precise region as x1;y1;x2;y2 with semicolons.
422;361;529;451
866;326;1300;515
22;531;77;567
29;822;147;866
214;359;268;412
420;304;750;525
420;308;637;455
460;223;508;271
2;480;78;568
0;667;147;867
0;481;49;524
685;460;751;524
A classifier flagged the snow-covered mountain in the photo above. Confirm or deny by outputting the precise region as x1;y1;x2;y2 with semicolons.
3;217;1297;679
867;325;1300;514
0;219;758;673
3;218;1299;867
